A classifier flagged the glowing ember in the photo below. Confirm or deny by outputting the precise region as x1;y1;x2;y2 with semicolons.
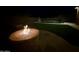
75;7;79;15
9;25;39;41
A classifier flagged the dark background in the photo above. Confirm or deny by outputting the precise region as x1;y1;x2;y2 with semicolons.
0;6;76;16
0;6;77;51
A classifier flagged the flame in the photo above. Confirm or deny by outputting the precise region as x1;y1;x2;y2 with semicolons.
24;25;28;29
23;25;31;34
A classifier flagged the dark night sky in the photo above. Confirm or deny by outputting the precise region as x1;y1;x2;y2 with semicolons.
0;6;76;17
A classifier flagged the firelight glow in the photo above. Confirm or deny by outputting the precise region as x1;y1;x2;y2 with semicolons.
9;24;39;41
23;25;31;35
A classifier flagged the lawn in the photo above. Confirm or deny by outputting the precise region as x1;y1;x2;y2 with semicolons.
33;23;79;46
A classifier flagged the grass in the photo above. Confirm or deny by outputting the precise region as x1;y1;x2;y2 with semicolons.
33;23;79;46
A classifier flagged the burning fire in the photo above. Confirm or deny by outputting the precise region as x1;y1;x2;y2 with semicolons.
9;24;39;41
23;25;31;35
